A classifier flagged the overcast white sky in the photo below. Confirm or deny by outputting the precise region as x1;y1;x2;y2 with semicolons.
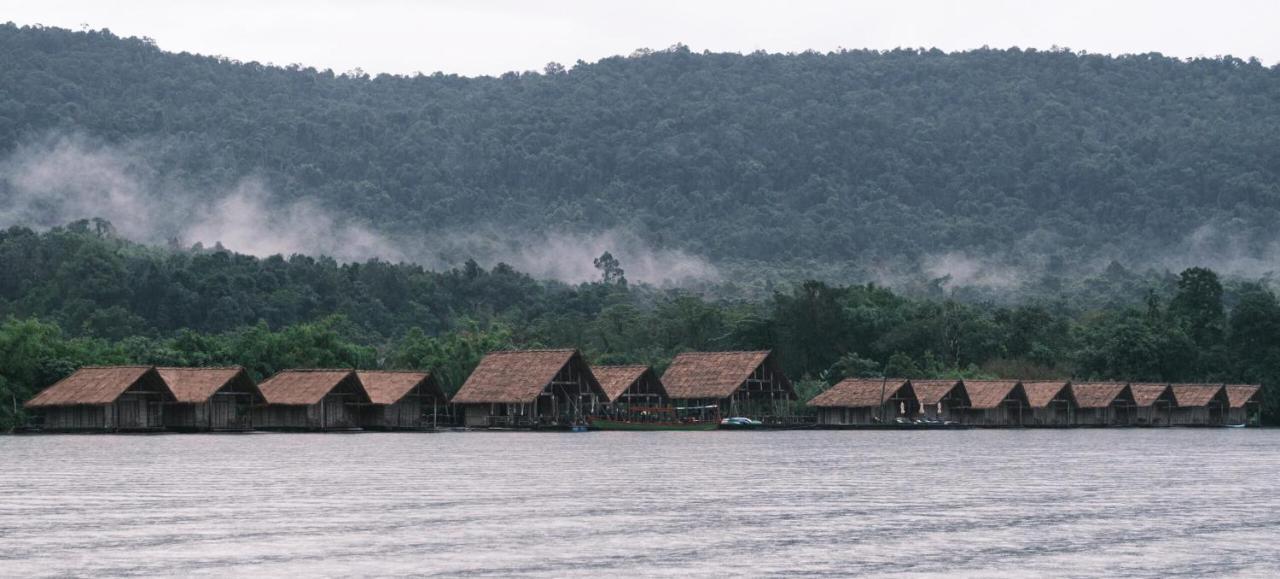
3;0;1278;76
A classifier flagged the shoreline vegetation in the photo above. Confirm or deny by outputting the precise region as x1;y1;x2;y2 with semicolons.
3;224;1279;431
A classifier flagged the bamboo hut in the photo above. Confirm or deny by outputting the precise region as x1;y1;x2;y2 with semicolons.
1224;384;1262;426
24;366;172;432
1129;383;1175;427
159;366;263;431
960;380;1029;426
910;379;967;422
254;370;369;430
661;351;796;421
1169;384;1228;426
357;371;450;430
1070;382;1136;426
594;365;669;411
452;349;605;428
1023;381;1075;426
808;378;916;426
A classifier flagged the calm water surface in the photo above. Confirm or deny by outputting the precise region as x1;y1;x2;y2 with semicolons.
1;430;1278;577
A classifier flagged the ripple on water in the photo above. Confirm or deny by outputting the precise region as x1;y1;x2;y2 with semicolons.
0;430;1278;577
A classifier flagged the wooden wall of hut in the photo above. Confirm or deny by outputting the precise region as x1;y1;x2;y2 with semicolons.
38;392;165;431
165;391;260;431
254;390;363;430
1028;400;1074;426
964;402;1027;427
363;395;450;430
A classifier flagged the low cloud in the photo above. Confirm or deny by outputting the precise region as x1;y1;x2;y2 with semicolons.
0;133;717;285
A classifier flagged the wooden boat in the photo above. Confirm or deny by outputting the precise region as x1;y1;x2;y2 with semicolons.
589;418;718;431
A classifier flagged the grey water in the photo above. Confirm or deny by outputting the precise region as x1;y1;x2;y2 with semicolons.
1;430;1277;578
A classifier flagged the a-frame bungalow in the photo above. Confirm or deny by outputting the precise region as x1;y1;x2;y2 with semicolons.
593;365;669;411
158;366;263;431
1070;382;1136;426
1169;383;1228;426
661;351;795;420
24;366;173;432
254;369;369;430
1022;381;1075;426
1224;384;1262;426
356;370;450;430
808;378;916;426
451;349;605;428
910;379;967;422
960;380;1030;426
1129;383;1175;427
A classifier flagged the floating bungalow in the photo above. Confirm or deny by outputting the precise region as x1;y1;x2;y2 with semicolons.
1169;384;1228;426
158;366;263;431
593;365;669;410
1022;381;1075;426
661;351;796;420
451;349;605;428
24;366;172;432
1129;383;1175;427
357;371;449;430
1071;382;1136;426
961;380;1030;426
254;369;369;430
1224;384;1262;425
808;378;916;426
910;379;966;422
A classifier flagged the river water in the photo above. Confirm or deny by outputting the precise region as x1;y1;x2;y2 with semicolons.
1;430;1277;577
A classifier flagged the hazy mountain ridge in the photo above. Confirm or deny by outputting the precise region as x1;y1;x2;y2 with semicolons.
2;23;1279;286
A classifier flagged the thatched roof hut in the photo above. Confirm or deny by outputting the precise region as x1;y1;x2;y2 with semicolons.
661;351;794;419
960;380;1029;426
255;369;368;430
157;366;262;431
356;371;449;429
25;366;172;431
1129;383;1175;426
1169;383;1228;426
1225;384;1262;409
808;378;916;425
593;365;668;407
910;379;967;420
26;366;165;407
1070;382;1136;425
452;349;604;427
1022;381;1075;426
1224;384;1263;425
157;367;258;403
358;371;445;405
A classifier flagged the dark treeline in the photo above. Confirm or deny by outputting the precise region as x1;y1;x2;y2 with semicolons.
2;24;1280;275
2;223;1279;429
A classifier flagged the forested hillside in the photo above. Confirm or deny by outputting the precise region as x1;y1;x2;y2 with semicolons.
2;24;1279;279
3;222;1279;428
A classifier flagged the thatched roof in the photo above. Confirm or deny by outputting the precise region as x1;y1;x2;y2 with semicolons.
910;380;963;405
25;366;169;408
661;350;795;400
593;365;665;403
1225;384;1262;408
451;349;603;404
808;379;911;408
962;380;1025;409
156;366;259;404
1129;383;1173;407
357;371;444;405
257;370;367;406
1022;381;1072;409
1170;384;1225;407
1071;382;1131;409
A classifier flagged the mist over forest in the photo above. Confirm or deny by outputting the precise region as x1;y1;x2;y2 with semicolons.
2;23;1279;295
3;23;1280;427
